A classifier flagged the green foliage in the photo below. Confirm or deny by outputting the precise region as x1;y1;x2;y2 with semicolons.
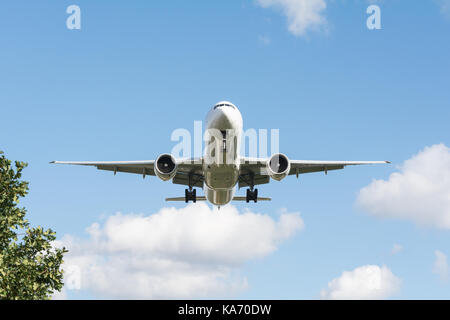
0;150;68;300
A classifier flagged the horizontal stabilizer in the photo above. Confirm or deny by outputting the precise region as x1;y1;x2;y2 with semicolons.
165;196;207;202
232;196;271;201
165;196;271;202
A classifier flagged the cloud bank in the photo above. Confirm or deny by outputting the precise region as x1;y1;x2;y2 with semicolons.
256;0;327;36
356;144;450;229
56;203;304;299
320;265;401;300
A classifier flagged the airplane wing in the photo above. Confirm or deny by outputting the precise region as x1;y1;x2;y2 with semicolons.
288;160;390;176
50;160;157;176
51;158;204;187
239;157;390;188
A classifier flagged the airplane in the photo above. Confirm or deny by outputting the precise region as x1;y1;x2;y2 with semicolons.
51;101;389;206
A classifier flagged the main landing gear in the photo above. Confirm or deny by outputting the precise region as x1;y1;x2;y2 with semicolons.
185;174;200;203
185;188;196;203
246;188;258;203
243;173;258;203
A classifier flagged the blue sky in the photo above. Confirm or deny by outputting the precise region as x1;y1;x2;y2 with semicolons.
1;1;449;299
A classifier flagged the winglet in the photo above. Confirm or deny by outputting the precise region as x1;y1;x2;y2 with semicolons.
49;161;55;164
385;160;391;164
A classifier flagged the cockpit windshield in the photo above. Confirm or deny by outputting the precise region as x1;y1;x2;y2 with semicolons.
213;103;235;110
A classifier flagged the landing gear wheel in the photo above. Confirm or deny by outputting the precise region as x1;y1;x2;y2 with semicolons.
246;188;258;203
185;188;196;203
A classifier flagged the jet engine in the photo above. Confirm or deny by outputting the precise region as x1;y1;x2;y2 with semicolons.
266;153;290;181
154;154;177;181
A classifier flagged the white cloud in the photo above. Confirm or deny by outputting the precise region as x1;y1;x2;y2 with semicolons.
390;244;403;255
52;288;67;300
256;0;327;36
356;144;450;229
433;250;449;283
56;203;303;299
320;265;401;300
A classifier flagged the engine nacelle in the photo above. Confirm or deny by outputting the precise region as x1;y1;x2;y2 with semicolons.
266;153;290;181
154;154;177;181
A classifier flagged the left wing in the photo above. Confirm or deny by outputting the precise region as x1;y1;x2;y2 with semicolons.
51;158;204;187
50;160;157;176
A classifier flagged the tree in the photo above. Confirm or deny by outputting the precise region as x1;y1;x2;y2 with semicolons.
0;150;67;299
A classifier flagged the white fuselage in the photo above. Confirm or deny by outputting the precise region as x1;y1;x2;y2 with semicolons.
203;101;243;205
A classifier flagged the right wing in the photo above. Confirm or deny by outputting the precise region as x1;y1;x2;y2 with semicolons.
288;160;390;176
239;157;390;188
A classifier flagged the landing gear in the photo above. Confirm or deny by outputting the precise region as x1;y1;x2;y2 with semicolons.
244;173;258;203
185;188;196;203
246;188;258;203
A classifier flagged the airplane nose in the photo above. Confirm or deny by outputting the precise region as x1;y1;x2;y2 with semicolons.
215;106;227;117
213;107;236;129
206;102;243;131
